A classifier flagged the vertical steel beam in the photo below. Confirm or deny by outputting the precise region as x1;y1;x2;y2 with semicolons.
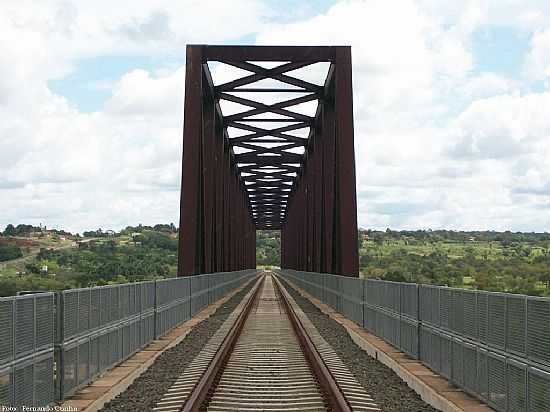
202;90;215;274
334;47;359;275
178;45;204;277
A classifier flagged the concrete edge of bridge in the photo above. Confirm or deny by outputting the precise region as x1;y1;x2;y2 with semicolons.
60;276;259;412
284;278;495;412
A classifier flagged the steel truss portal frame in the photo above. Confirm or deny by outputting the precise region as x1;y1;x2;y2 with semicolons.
178;45;359;277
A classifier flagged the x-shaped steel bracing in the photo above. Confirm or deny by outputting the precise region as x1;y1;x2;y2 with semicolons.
211;60;327;229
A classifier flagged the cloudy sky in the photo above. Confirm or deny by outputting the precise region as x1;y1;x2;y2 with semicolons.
1;0;550;234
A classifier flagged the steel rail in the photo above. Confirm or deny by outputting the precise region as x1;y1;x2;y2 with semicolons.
272;274;353;412
178;272;352;411
180;275;265;412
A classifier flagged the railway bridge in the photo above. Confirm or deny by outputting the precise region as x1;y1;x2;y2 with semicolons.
1;46;549;412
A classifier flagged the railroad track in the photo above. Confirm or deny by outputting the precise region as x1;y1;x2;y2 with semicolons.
154;273;379;412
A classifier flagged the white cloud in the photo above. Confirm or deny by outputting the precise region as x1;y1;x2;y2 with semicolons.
252;0;550;231
105;68;185;116
2;0;550;233
462;73;514;99
448;92;550;159
0;0;291;233
525;29;550;80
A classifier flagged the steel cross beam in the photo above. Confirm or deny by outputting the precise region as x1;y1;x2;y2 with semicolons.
178;45;359;277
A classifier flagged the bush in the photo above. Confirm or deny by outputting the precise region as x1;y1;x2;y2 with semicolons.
0;244;23;261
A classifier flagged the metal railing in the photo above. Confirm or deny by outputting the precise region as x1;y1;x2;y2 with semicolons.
0;270;258;408
278;269;550;412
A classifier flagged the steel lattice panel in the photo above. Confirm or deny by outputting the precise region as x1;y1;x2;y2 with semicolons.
463;342;477;395
431;329;442;373
529;367;550;412
4;351;54;408
400;283;418;320
452;339;464;388
15;297;34;358
33;353;54;407
35;294;53;351
14;361;33;407
440;333;452;380
419;286;439;326
488;352;507;411
477;293;489;344
110;287;120;324
385;282;400;313
77;290;90;336
90;289;100;330
63;291;79;340
99;287;110;327
119;285;130;319
507;295;526;356
450;290;464;335
488;294;506;350
527;297;550;367
89;336;99;378
419;326;432;367
141;282;156;312
477;349;489;400
507;360;527;412
340;276;363;326
0;299;14;365
62;346;77;397
77;340;89;385
400;318;419;358
98;332;109;371
439;289;452;331
462;291;477;340
0;370;11;406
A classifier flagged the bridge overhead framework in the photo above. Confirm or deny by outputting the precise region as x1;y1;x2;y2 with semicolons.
178;45;359;277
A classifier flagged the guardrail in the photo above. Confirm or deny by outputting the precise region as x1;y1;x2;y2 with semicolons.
0;270;258;408
278;269;550;412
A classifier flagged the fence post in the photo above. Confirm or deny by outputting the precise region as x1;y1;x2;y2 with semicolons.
153;279;158;342
54;292;64;401
417;284;421;360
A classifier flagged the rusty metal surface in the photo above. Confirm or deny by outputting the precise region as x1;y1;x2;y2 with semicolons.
178;45;358;276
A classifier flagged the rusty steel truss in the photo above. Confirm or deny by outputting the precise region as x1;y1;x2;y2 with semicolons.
178;45;358;277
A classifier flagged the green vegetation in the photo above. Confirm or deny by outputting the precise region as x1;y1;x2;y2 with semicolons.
359;230;550;296
1;224;549;297
0;243;23;261
0;226;179;296
256;230;280;267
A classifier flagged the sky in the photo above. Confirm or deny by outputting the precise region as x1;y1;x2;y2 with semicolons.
1;0;550;234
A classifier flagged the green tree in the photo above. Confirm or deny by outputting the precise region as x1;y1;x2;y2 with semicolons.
3;224;16;236
0;244;23;261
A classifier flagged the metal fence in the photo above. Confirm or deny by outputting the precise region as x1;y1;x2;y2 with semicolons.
278;269;550;412
0;270;258;408
0;293;55;408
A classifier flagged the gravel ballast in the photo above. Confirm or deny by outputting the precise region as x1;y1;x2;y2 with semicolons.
280;278;438;412
100;280;256;412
